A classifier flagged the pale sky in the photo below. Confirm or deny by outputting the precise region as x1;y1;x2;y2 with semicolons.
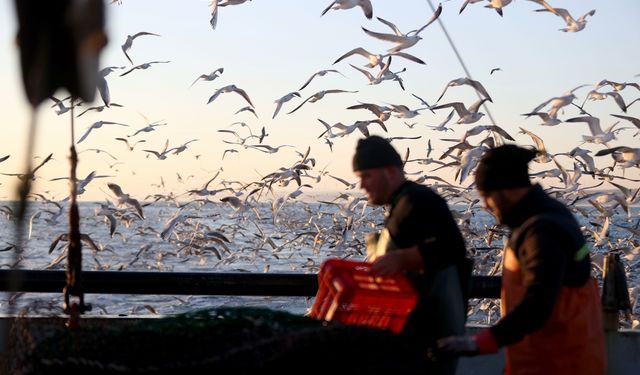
0;0;638;202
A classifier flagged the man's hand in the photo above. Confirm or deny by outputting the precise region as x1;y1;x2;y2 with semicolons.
436;335;480;357
370;246;423;276
437;329;499;357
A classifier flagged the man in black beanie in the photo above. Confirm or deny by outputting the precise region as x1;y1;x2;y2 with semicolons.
438;144;606;375
352;135;470;375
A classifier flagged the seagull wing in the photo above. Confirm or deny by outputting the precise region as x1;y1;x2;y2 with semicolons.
362;27;406;43
389;51;425;65
287;95;314;114
333;47;374;65
77;126;95;144
299;71;319;91
519;127;547;152
349;64;374;82
207;87;224;104
107;183;124;197
321;1;337;16
611;114;640;129
566;116;602;136
431;102;468;117
375;17;403;36
413;3;442;35
232;87;254;107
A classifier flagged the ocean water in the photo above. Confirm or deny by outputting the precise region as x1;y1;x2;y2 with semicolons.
0;199;637;327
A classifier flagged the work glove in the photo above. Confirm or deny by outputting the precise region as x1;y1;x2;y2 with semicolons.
436;328;499;357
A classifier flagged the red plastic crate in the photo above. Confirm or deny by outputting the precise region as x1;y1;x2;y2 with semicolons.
309;259;417;333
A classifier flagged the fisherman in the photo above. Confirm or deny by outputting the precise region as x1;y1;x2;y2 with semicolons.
437;144;606;375
352;135;470;375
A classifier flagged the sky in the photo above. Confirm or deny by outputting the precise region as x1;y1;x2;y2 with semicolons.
0;0;639;202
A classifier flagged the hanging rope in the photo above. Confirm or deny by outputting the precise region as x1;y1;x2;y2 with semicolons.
64;99;90;328
426;0;503;143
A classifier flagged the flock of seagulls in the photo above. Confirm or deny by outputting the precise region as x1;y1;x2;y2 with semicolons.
1;1;638;325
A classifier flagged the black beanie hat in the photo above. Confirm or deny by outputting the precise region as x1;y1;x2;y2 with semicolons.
475;144;537;192
352;135;403;171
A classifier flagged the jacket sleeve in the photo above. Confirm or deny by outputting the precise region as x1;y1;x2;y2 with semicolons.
386;193;465;273
490;222;568;347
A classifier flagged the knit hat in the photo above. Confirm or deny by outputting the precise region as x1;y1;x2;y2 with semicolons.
475;144;537;192
352;135;403;172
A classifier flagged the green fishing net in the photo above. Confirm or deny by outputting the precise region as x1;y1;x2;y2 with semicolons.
2;307;428;374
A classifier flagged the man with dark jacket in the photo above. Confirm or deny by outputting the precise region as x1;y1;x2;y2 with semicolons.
352;135;470;375
438;144;606;375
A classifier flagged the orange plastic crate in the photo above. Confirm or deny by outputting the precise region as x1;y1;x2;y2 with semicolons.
309;259;418;334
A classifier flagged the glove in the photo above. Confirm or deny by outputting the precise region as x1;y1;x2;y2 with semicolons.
437;329;499;357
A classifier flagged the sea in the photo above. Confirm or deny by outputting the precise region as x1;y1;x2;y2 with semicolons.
0;199;637;328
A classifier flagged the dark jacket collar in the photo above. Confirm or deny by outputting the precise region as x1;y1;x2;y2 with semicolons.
501;184;551;229
389;180;412;208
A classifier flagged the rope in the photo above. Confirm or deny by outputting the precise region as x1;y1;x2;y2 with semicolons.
426;0;503;143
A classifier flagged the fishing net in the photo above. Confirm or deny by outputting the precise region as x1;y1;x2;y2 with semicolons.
2;306;429;374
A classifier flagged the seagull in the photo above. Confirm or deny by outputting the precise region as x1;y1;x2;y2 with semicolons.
333;47;425;68
189;67;224;88
121;32;160;64
107;183;145;219
316;119;343;139
331;119;388;137
520;111;563;126
556;147;596;174
49;96;73;115
128;120;166;137
435;77;492;104
581;90;627;113
207;84;254;107
431;98;489;124
321;0;373;19
411;93;436;114
119;61;170;77
298;69;345;91
272;92;301;119
595;146;640;169
460;124;515;143
235;105;258;118
51;171;112;196
596;79;640;93
388;103;430;119
349;57;405;89
529;85;588;119
97;66;125;107
115;137;146;151
459;0;484;14
170;139;198;155
245;144;294;154
490;67;502;75
518;127;553;163
77;103;124;117
210;0;252;30
426;110;455;132
361;4;442;53
610;114;640;132
77;120;130;144
529;0;595;32
143;140;174;160
287;89;358;114
346;102;392;122
0;153;54;181
566;116;620;145
484;0;513;17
